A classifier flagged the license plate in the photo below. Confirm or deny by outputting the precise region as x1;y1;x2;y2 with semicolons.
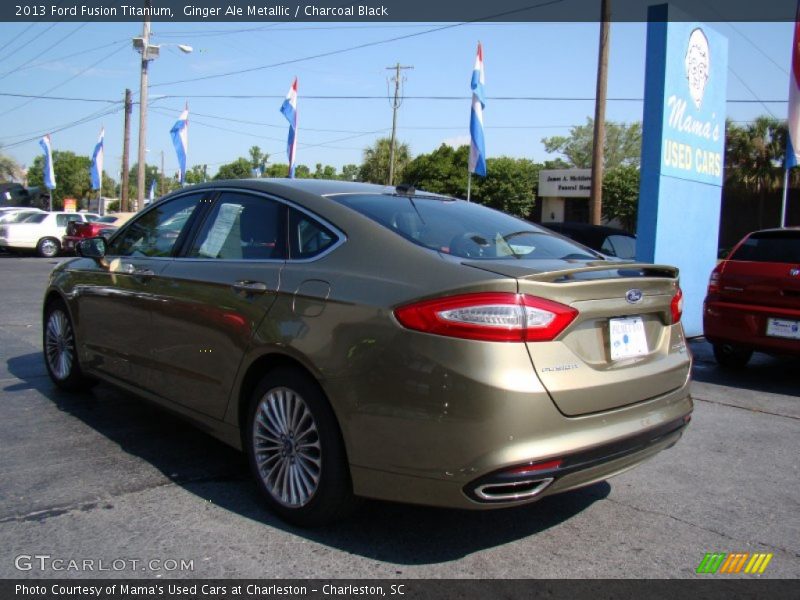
766;318;800;340
609;316;649;360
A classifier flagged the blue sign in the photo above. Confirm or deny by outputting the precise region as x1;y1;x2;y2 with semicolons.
637;5;728;337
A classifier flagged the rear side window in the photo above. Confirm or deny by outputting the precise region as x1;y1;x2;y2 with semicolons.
333;193;598;260
188;192;286;260
289;209;338;259
56;214;82;227
23;213;47;224
730;231;800;263
601;234;636;259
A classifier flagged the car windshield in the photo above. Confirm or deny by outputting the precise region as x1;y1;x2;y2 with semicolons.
99;216;117;223
333;193;600;260
730;230;800;263
22;213;47;224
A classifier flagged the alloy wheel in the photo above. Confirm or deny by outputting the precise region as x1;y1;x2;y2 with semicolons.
45;309;74;380
252;386;322;507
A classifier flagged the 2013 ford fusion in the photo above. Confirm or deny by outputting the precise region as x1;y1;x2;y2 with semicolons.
42;179;692;526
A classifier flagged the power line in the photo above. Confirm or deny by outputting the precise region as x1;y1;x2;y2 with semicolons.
0;104;123;149
0;21;90;82
13;39;129;74
0;45;128;118
0;92;117;103
150;0;566;88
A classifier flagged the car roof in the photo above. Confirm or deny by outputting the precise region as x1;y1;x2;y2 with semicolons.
175;178;451;200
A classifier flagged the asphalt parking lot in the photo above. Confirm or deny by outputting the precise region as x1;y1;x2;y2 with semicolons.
0;254;797;579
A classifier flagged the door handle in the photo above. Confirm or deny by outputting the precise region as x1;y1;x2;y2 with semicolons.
121;263;155;278
232;280;269;294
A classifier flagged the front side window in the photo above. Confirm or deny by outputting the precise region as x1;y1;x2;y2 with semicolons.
109;194;202;257
333;193;599;261
188;192;286;260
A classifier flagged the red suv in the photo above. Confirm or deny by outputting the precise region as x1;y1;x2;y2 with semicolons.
703;228;800;367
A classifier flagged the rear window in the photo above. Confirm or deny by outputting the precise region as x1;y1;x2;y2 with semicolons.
333;194;599;260
730;231;800;263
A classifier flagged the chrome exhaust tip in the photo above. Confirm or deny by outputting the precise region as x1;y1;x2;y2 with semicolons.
473;477;554;502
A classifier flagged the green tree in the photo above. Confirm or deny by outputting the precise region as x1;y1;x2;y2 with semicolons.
359;137;411;184
248;146;269;175
602;165;640;232
0;153;22;182
214;158;252;180
264;163;289;178
403;144;469;197
477;156;539;217
542;118;642;169
725;116;786;229
185;165;208;184
339;164;359;181
125;163;160;202
312;163;338;179
28;151;93;209
404;144;539;217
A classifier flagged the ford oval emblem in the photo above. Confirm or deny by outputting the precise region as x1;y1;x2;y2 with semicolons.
626;289;643;304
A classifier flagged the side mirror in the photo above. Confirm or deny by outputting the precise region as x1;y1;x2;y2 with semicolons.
76;237;108;260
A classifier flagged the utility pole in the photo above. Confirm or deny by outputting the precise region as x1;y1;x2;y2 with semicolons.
386;62;413;186
134;0;153;212
590;0;611;225
120;88;132;212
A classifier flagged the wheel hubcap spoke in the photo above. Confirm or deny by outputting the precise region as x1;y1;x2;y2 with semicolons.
45;310;74;381
252;386;322;508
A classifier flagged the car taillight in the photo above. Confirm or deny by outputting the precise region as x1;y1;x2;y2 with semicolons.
670;286;683;324
394;292;578;342
707;265;722;295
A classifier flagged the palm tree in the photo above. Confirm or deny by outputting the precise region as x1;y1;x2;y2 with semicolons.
725;117;786;228
359;137;411;185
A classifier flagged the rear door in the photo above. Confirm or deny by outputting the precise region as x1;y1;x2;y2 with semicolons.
150;190;287;419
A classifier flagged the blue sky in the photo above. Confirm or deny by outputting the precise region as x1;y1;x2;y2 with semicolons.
0;19;793;180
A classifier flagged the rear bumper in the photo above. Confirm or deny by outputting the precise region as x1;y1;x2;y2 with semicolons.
61;236;80;253
348;383;692;510
704;299;800;357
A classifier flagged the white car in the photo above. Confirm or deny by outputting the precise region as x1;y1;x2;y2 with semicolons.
0;208;46;225
0;211;100;257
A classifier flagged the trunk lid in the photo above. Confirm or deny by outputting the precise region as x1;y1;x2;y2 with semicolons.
718;230;800;310
465;260;691;416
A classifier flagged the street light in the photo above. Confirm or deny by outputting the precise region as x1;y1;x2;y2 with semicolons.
132;3;192;211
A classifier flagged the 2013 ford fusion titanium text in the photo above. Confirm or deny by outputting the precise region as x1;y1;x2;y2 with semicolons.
42;179;692;526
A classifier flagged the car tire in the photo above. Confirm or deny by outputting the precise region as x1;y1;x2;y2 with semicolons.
245;367;357;527
712;343;753;369
37;237;60;258
43;300;96;391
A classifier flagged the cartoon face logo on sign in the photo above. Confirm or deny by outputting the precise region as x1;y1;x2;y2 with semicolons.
685;28;710;109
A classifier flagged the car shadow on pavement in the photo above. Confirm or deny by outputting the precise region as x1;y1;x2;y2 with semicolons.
689;339;799;397
7;351;610;565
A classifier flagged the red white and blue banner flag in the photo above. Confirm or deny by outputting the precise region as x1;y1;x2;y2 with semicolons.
787;1;800;168
469;42;486;177
39;134;56;190
90;127;104;191
170;103;189;183
280;77;299;178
